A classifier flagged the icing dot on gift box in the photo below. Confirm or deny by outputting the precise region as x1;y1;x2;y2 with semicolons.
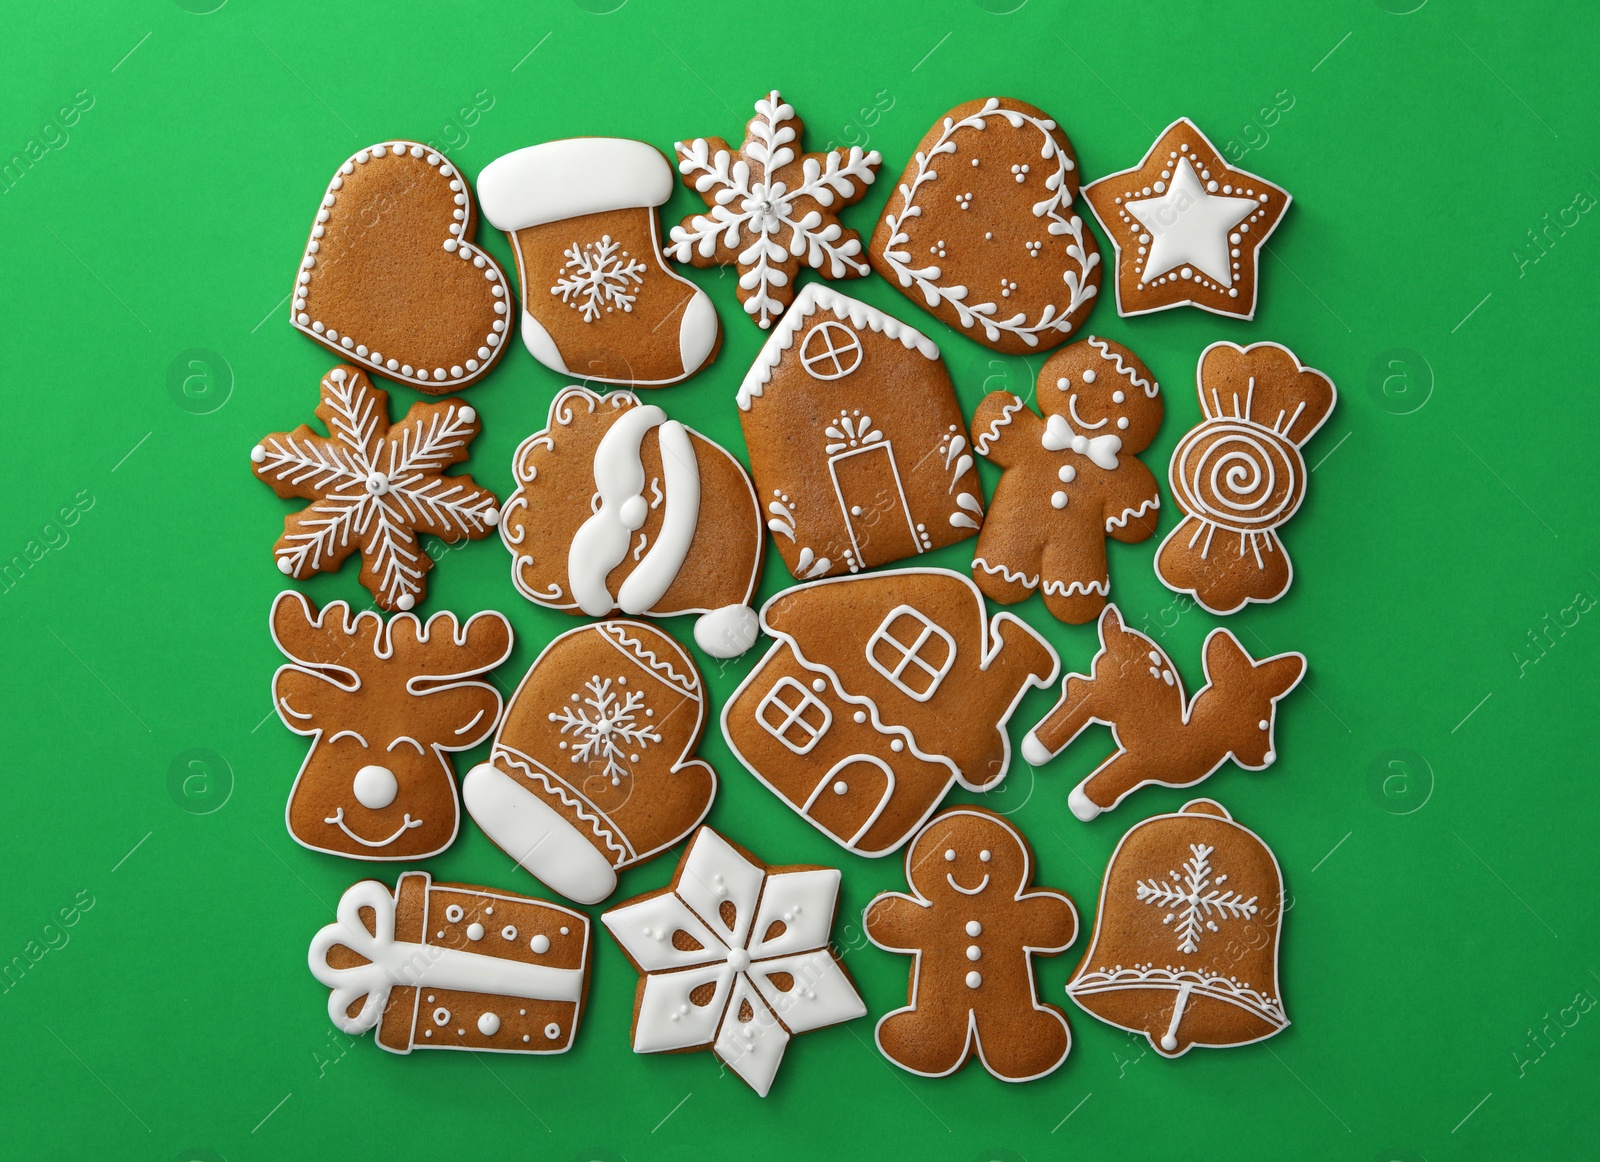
432;1007;450;1026
445;905;464;923
477;1012;501;1036
467;922;485;941
501;925;518;941
530;934;550;954
544;1023;561;1040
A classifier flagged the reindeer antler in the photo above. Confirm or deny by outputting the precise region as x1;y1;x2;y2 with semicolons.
389;610;514;692
269;591;382;683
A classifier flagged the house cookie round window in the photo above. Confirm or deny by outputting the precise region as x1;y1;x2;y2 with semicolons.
799;321;863;380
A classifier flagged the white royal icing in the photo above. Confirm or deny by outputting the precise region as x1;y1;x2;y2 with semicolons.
478;138;675;232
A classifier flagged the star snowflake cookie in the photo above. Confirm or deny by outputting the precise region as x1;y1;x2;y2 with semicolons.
250;365;500;612
1083;118;1289;320
667;90;881;329
602;827;866;1096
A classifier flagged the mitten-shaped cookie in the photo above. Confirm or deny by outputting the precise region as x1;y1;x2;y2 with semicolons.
972;337;1162;624
865;808;1077;1082
464;621;717;905
478;138;720;386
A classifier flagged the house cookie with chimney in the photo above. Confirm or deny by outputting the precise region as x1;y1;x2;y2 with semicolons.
722;569;1058;857
498;386;764;658
269;591;512;861
464;620;717;905
309;872;590;1055
478;138;721;386
971;336;1163;624
739;284;984;580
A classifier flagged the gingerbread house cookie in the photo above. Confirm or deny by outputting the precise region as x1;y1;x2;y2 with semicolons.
722;568;1058;856
738;284;983;580
308;872;590;1055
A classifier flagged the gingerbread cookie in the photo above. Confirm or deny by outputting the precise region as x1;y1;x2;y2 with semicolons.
868;97;1101;354
739;284;983;579
1067;799;1288;1057
1022;605;1305;821
668;90;881;329
464;620;716;906
291;141;511;392
865;808;1077;1082
1157;341;1337;613
1083;118;1290;320
602;827;866;1097
270;591;510;861
498;386;764;658
477;138;720;386
250;365;500;612
309;872;590;1055
723;568;1057;856
971;336;1162;624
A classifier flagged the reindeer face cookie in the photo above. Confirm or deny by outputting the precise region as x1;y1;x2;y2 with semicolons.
1021;604;1306;820
865;808;1078;1082
499;386;764;657
464;620;717;905
972;337;1163;624
270;592;512;861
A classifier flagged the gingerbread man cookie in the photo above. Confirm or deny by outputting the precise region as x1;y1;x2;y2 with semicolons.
865;808;1077;1082
668;90;881;329
971;336;1162;624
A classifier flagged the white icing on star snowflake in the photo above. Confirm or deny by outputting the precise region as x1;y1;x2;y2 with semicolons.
551;235;647;323
548;674;661;786
1135;842;1257;955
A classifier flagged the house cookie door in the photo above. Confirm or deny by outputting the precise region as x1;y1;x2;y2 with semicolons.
802;755;896;852
828;443;920;569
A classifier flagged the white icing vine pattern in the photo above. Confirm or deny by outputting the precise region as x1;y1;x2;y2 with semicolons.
1135;843;1258;955
876;100;1099;347
549;675;661;786
551;235;647;322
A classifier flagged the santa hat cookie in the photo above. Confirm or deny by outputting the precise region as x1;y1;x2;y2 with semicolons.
464;620;718;905
478;138;721;386
498;386;764;658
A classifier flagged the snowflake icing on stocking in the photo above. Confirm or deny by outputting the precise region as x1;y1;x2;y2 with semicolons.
549;675;662;785
1135;843;1258;955
551;235;647;323
250;366;500;611
667;90;881;329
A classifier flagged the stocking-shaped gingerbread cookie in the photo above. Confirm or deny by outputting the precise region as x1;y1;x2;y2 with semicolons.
865;808;1077;1082
971;337;1162;624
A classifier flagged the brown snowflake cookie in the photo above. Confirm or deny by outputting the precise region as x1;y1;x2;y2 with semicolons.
1067;799;1288;1057
250;365;500;612
498;386;764;658
477;138;720;386
868;97;1101;354
738;284;983;580
270;591;511;861
464;620;717;906
1083;118;1290;320
971;337;1163;624
1157;341;1337;614
722;568;1057;856
602;827;865;1096
291;141;512;392
668;90;881;329
865;807;1077;1082
309;871;590;1055
1022;604;1305;820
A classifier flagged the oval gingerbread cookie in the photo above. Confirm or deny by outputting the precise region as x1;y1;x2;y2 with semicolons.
869;98;1101;354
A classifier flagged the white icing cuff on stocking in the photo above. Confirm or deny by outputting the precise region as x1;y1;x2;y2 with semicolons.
478;138;674;232
463;763;618;904
694;604;759;658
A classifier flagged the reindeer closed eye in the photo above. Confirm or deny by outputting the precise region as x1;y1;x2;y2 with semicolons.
270;591;513;861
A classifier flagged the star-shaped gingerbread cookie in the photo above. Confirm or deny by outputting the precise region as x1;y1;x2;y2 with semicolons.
1083;119;1289;320
667;90;881;329
250;365;500;612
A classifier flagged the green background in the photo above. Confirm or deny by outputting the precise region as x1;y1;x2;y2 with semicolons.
3;1;1595;1158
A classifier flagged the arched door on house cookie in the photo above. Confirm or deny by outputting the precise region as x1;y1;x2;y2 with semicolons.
802;754;895;851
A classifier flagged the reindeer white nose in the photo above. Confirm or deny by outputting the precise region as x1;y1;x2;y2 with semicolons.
353;764;399;810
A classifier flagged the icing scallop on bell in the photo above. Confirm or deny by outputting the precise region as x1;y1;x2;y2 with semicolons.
498;386;764;658
477;137;721;386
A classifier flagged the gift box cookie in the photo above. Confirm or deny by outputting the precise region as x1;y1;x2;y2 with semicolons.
308;872;590;1055
738;284;984;580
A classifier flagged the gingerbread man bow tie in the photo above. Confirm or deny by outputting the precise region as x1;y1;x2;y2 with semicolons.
1042;413;1122;471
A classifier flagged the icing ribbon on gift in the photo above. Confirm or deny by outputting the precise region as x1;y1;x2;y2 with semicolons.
309;880;584;1035
1041;412;1121;470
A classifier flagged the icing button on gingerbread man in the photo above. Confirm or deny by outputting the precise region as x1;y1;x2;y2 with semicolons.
865;808;1077;1082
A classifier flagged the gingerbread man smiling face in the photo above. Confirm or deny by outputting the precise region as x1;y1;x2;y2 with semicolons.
865;808;1078;1082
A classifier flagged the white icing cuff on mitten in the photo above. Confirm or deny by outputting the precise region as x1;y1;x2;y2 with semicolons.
478;138;674;232
463;763;618;904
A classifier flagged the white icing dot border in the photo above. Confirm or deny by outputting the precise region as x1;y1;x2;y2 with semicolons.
291;140;511;390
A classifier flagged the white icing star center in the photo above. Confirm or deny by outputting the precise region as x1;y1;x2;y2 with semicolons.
1125;157;1258;288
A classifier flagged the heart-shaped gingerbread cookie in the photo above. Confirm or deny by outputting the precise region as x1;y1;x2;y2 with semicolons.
291;140;513;393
